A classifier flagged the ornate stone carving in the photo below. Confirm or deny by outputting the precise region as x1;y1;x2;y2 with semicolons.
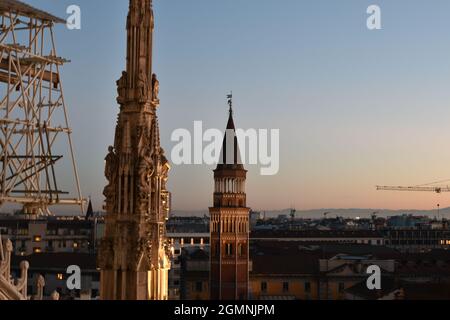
0;237;31;300
5;238;12;253
117;71;128;104
98;239;114;269
99;0;170;301
133;238;152;271
51;291;60;301
138;70;150;102
103;146;118;199
138;154;154;200
152;73;159;102
35;275;45;300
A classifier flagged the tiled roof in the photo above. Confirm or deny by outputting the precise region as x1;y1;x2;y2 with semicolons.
250;242;320;275
251;230;383;239
345;277;398;300
346;279;450;300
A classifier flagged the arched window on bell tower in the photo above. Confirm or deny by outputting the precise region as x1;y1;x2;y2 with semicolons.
226;243;233;256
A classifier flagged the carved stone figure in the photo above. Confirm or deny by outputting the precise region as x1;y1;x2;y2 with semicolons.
137;70;149;101
103;146;118;198
152;73;159;102
116;71;128;104
138;153;154;199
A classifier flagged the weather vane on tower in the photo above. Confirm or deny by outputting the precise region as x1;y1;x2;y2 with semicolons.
227;92;233;114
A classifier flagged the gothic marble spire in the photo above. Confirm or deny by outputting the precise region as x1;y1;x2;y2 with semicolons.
98;0;170;301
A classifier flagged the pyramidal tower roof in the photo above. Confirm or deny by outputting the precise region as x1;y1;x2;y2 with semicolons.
216;94;245;171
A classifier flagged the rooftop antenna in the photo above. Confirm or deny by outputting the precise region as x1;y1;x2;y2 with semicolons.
290;207;296;220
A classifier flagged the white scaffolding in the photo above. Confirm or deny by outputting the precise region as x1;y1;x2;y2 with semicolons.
0;1;84;215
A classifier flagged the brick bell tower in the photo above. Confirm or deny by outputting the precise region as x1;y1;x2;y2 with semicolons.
210;95;250;300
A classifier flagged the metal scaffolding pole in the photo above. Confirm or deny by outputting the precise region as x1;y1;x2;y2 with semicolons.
0;1;85;215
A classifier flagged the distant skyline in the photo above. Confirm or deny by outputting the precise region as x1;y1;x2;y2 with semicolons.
14;0;450;214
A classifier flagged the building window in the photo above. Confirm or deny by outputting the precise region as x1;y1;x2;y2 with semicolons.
283;282;289;293
261;282;267;293
33;247;42;254
238;243;244;257
338;282;345;294
57;274;64;280
226;243;233;256
195;282;202;293
305;282;311;293
33;235;41;242
73;242;79;249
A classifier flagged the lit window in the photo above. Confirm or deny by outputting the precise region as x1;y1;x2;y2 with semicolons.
57;274;64;280
34;235;42;242
33;247;42;253
73;242;78;248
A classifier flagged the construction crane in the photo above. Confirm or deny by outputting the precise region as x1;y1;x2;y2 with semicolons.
376;179;450;194
376;186;450;193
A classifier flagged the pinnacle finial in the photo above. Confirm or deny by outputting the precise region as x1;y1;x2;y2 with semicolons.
227;92;233;115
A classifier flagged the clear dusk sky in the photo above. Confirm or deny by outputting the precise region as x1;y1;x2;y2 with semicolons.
20;0;450;213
